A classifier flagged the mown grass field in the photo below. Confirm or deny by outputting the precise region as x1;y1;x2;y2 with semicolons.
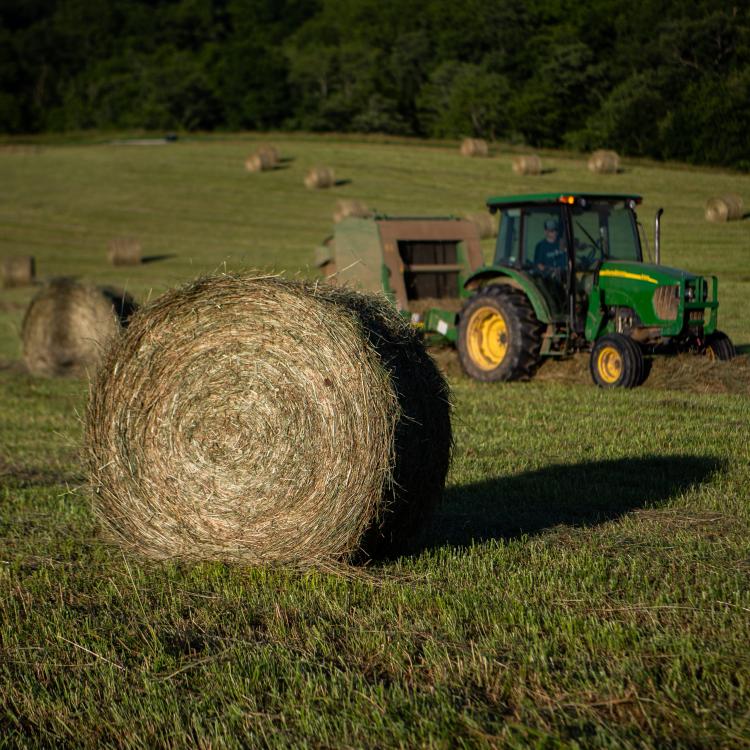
1;134;749;748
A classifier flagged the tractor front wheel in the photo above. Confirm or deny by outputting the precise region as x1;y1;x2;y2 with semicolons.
457;286;543;382
704;330;737;360
590;333;644;388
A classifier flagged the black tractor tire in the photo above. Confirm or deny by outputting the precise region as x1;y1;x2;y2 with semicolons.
704;330;737;360
457;285;543;382
590;333;644;388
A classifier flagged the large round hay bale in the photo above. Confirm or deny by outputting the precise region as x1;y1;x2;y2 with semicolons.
464;212;497;239
587;150;620;174
512;154;542;175
460;138;489;157
2;255;35;287
256;143;279;166
245;150;274;173
304;166;335;189
22;278;136;377
86;274;452;566
705;194;744;222
107;237;142;266
333;199;371;223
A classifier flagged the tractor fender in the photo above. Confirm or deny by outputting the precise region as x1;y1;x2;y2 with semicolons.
463;267;553;323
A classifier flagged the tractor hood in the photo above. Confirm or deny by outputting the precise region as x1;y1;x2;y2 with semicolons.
598;261;699;286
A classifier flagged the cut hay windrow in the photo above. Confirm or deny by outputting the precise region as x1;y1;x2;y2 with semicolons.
464;212;497;239
333;199;371;223
86;274;452;566
305;166;335;189
460;138;488;157
587;150;620;174
107;237;142;266
1;255;35;287
22;278;136;377
512;155;542;175
705;194;744;223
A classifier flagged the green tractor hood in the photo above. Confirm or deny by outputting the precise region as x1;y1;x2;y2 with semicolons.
597;261;699;286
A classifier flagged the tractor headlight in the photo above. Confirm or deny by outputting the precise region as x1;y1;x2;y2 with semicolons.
652;284;679;321
685;285;696;302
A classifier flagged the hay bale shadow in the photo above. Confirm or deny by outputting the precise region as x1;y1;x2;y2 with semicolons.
408;455;722;554
334;178;352;187
540;167;556;175
141;254;176;265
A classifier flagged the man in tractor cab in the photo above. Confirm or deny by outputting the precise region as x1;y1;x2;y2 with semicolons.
534;218;567;271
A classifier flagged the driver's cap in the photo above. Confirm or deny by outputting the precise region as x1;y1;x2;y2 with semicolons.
544;219;559;231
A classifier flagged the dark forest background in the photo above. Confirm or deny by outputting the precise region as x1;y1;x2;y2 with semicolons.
1;0;748;168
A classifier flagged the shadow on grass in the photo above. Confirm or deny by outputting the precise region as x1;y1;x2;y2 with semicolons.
334;178;352;187
141;253;176;264
409;454;722;554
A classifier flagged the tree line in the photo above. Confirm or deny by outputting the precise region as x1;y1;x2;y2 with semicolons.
1;0;748;169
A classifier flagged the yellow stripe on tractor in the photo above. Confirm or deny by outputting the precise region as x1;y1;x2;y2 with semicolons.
599;269;659;284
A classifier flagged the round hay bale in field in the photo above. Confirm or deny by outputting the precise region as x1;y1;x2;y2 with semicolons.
705;194;744;222
587;150;620;174
107;237;142;266
464;212;497;239
2;255;35;287
22;278;136;377
304;166;335;189
460;138;489;157
512;154;542;175
333;199;372;223
86;274;452;566
256;143;280;166
245;150;274;173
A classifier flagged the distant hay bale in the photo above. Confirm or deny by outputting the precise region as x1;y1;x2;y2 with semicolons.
460;138;489;157
305;166;335;189
22;278;136;377
85;274;452;566
256;144;280;166
2;255;35;287
512;155;542;175
245;143;279;173
587;150;620;174
705;194;744;223
333;199;371;223
107;237;142;266
464;212;497;239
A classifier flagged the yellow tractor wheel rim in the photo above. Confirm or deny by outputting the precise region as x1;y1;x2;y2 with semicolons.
466;306;509;370
597;345;623;384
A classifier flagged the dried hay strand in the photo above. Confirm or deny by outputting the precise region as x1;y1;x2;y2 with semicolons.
587;150;620;174
333;199;372;223
464;212;497;239
459;138;489;157
86;274;452;566
107;237;142;266
304;166;335;189
22;278;136;378
705;194;744;223
512;154;542;175
2;255;35;287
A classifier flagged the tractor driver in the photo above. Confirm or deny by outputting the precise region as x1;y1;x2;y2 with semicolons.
534;218;567;272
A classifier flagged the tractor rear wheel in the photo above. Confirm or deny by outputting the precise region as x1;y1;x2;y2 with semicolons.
457;286;543;381
704;330;737;360
590;333;644;388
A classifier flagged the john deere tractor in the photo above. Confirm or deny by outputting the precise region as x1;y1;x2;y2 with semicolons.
315;193;736;387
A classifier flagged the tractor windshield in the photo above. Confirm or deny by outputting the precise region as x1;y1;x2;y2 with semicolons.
571;201;641;268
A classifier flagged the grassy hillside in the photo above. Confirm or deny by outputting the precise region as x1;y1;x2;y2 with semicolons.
1;135;749;747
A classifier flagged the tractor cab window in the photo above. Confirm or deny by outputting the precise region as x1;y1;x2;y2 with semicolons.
571;202;641;269
521;205;567;315
494;209;520;266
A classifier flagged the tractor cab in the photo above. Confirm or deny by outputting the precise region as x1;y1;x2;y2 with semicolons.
489;193;644;325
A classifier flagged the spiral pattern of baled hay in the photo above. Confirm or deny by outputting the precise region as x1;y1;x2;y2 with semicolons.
705;194;744;223
460;138;489;157
587;150;620;174
1;255;35;287
304;166;336;189
86;274;452;566
512;155;542;176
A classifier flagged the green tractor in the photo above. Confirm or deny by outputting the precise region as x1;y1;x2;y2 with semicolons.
315;193;736;387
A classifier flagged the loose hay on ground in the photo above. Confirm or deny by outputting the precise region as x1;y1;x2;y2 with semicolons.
22;278;136;377
86;274;452;566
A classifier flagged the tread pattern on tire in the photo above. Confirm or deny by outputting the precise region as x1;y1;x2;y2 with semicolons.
706;330;737;361
457;285;544;382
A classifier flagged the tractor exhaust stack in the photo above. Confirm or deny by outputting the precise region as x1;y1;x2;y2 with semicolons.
655;208;664;264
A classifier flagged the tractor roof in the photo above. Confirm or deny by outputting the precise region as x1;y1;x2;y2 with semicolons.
486;193;642;209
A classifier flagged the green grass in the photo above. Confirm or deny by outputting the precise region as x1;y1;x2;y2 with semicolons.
1;134;749;747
